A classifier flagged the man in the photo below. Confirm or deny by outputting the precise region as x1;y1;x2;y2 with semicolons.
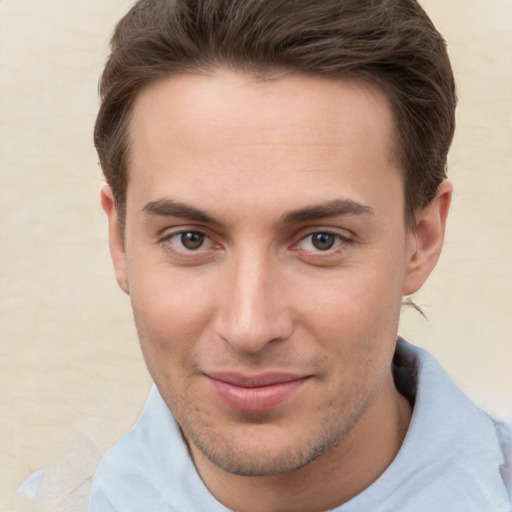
88;0;511;510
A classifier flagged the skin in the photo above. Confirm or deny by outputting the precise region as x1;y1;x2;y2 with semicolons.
102;70;451;511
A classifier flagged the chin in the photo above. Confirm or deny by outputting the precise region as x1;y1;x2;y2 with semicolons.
183;411;355;477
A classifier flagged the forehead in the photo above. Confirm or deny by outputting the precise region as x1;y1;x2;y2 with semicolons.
126;70;402;218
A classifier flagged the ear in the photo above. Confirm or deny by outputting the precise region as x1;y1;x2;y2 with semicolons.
402;180;452;296
101;185;129;294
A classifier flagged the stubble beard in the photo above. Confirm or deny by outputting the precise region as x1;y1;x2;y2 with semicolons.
179;390;378;478
133;309;385;479
185;424;345;477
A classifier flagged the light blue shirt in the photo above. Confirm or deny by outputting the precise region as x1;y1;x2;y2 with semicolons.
88;340;511;511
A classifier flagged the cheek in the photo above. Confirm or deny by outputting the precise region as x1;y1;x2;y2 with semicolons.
299;250;406;369
128;266;216;363
303;277;402;415
305;267;403;337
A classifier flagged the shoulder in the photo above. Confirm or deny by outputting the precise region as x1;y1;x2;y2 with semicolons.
495;420;512;503
394;340;511;511
87;386;184;512
339;340;511;512
87;385;230;512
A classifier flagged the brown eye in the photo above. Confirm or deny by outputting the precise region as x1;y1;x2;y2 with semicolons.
311;233;336;251
162;229;218;259
180;231;205;250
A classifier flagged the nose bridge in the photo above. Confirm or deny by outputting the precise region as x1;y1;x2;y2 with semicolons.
216;244;292;353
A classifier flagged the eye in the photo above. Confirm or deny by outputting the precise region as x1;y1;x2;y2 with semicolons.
298;231;347;252
177;231;205;250
165;230;215;252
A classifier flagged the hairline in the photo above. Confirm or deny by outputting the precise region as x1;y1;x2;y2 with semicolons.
116;65;414;233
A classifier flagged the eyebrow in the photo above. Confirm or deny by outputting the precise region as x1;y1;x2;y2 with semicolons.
142;197;374;225
280;199;374;224
143;198;219;224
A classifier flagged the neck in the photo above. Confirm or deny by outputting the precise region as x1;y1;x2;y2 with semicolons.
189;373;412;512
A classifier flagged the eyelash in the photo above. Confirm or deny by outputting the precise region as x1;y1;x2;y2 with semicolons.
295;230;351;254
158;229;216;255
157;228;353;259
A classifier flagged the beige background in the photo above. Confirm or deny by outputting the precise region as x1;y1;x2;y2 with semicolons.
0;1;511;510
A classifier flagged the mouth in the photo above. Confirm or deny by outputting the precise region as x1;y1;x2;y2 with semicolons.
205;372;310;412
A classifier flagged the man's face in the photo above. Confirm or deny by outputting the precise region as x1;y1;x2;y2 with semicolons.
111;70;421;476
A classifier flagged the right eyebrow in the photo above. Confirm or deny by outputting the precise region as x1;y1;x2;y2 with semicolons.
142;198;219;224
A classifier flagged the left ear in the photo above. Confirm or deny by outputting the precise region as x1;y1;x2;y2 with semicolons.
402;180;452;296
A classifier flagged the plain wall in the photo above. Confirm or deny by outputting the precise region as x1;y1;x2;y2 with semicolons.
1;1;511;510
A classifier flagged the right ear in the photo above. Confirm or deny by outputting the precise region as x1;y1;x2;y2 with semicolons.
101;185;129;294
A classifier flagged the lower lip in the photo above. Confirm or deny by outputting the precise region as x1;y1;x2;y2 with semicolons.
208;377;308;412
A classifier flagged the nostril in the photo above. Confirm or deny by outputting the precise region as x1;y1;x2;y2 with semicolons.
214;307;294;355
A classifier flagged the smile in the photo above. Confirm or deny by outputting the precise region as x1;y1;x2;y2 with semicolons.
205;372;310;412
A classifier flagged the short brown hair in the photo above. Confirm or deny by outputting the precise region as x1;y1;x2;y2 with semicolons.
95;0;456;227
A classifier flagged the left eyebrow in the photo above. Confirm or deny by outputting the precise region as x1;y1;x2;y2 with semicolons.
280;199;374;224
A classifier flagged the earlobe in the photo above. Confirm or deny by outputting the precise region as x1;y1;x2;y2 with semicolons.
402;180;452;296
100;185;130;295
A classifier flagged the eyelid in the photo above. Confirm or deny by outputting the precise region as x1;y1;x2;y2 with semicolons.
157;226;221;256
156;225;354;257
157;228;191;243
157;223;213;241
292;228;354;253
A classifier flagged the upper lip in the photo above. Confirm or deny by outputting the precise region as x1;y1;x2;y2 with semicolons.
205;371;309;388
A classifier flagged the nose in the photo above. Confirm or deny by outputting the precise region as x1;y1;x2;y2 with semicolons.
214;250;294;354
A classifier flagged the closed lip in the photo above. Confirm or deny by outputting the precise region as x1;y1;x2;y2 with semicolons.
205;371;309;388
204;371;311;412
